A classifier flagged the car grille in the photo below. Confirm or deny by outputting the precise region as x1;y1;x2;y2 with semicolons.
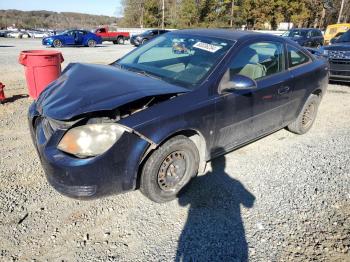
330;70;350;77
329;59;350;65
328;50;350;60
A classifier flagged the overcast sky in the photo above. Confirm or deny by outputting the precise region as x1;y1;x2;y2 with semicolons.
0;0;124;17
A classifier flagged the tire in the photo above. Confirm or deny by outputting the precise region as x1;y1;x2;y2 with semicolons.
287;94;320;135
87;39;97;47
53;39;62;48
141;38;148;45
117;36;125;45
140;135;199;203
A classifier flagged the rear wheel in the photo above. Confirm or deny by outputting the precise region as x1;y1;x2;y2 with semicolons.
287;94;320;134
140;135;199;203
53;39;62;48
87;39;97;47
117;36;125;45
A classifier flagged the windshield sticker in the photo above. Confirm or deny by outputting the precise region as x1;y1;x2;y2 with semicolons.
193;42;223;53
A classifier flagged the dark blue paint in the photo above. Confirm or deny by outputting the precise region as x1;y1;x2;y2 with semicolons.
282;28;324;48
29;29;329;199
322;30;350;82
37;63;188;120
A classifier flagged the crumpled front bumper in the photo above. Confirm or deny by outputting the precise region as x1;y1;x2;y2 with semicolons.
28;102;150;199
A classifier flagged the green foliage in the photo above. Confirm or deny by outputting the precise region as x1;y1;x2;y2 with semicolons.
121;0;347;30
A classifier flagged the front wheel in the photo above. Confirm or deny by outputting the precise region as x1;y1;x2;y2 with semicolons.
287;94;320;135
87;39;97;47
52;39;62;48
140;135;199;203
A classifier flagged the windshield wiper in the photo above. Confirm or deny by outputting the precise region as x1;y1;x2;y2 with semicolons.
124;66;162;81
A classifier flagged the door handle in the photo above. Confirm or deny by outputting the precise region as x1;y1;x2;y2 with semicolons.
278;86;290;95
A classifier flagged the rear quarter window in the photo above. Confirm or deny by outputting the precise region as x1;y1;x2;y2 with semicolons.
287;45;311;68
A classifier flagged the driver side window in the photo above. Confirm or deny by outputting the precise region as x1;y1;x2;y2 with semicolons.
229;41;285;81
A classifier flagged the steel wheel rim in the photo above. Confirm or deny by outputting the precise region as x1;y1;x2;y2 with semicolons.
88;40;95;47
302;102;316;129
157;151;187;192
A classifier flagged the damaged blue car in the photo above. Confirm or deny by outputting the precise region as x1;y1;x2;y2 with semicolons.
29;29;329;202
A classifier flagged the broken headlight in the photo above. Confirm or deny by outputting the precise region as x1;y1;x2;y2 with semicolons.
57;123;127;158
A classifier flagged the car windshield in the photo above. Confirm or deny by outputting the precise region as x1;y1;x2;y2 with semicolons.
61;30;71;35
141;30;153;35
114;34;234;89
283;30;307;38
336;30;350;42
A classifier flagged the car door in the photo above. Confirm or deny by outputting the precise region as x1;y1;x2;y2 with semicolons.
64;30;75;45
75;30;86;45
213;40;293;151
313;30;320;46
317;30;324;46
285;44;318;119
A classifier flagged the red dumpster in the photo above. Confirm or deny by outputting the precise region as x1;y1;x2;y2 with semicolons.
19;50;64;99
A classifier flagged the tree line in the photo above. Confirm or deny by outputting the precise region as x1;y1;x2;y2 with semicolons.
0;10;120;30
120;0;350;29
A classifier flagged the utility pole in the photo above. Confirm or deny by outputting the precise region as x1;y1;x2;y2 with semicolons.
230;0;234;28
337;0;345;23
162;0;165;29
140;2;144;28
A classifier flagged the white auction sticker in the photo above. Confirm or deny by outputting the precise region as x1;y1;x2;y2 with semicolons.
193;42;223;53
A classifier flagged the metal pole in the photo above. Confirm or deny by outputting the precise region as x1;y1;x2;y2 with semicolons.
162;0;165;29
337;0;345;23
230;0;234;27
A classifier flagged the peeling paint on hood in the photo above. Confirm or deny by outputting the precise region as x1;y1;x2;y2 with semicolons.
36;63;189;121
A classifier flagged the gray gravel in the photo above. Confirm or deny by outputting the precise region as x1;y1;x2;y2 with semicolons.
0;38;349;261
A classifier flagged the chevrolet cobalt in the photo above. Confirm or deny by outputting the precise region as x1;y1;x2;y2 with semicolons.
29;29;329;202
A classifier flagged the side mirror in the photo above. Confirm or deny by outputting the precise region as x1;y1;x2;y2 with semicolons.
220;73;257;94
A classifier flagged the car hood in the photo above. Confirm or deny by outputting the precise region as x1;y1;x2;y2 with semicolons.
36;63;189;121
323;43;350;51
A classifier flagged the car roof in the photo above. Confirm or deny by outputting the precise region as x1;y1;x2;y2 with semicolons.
169;29;275;42
290;28;320;31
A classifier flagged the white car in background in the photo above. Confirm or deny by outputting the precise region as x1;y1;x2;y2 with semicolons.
7;31;22;38
28;31;49;38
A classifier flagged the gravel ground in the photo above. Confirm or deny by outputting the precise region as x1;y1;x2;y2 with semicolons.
0;38;349;262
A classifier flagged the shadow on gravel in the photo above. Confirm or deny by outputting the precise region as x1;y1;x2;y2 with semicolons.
2;94;29;104
176;150;255;262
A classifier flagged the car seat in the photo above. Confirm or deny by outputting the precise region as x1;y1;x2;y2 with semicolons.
238;48;266;80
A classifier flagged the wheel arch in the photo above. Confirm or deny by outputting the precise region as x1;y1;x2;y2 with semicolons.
312;88;322;97
136;128;208;189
